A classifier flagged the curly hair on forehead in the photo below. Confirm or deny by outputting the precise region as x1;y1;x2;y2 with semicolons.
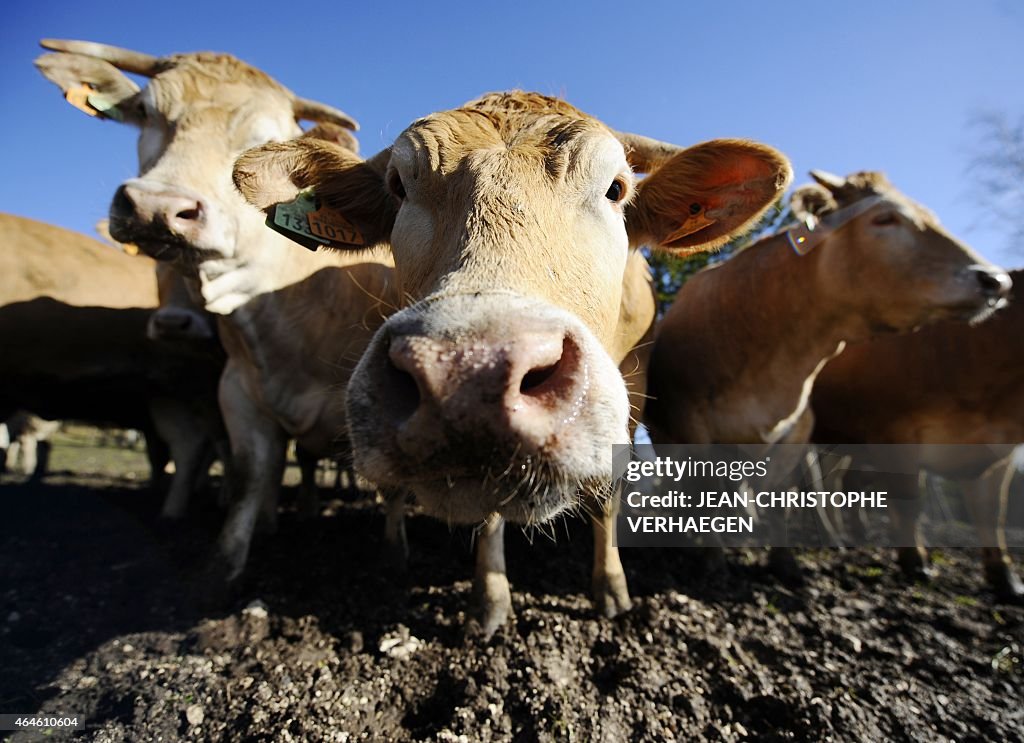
841;171;893;194
159;52;289;93
456;91;607;144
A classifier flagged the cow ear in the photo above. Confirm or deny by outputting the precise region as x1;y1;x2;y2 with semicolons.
790;183;837;222
233;138;395;250
300;123;359;154
35;52;140;123
626;139;792;254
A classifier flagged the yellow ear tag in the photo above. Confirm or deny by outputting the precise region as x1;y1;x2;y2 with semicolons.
65;84;101;117
307;204;364;247
664;206;717;244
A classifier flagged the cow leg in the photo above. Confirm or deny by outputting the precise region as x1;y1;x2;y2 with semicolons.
381;488;409;572
151;399;209;520
589;490;632;617
961;461;1024;602
295;445;320;519
218;371;287;580
16;433;38;477
0;422;9;473
29;438;52;481
213;437;235;509
143;427;171;492
886;472;930;579
472;513;512;638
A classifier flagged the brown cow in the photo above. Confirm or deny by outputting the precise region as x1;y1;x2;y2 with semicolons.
36;40;401;578
234;91;792;634
643;170;1011;579
0;212;224;511
812;268;1024;601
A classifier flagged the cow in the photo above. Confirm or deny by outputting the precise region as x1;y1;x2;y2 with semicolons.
811;268;1024;602
642;170;1011;580
233;90;792;634
0;412;60;478
35;39;403;578
0;211;224;515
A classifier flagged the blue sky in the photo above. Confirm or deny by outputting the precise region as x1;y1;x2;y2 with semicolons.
2;1;1023;265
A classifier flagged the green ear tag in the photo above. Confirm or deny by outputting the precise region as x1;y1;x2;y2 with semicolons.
87;93;123;122
267;188;330;251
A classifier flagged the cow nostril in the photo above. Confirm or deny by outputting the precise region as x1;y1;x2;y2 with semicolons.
382;351;421;422
521;363;559;395
975;268;1012;298
111;186;135;218
176;205;202;222
519;337;578;399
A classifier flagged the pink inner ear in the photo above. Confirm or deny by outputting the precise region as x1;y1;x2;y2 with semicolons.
700;157;776;191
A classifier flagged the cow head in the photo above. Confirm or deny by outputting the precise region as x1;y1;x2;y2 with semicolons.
234;92;792;525
790;170;1011;331
35;39;359;313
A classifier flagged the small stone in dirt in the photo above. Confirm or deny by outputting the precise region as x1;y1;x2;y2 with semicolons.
380;632;422;659
185;704;204;726
842;634;863;654
7;611;20;623
243;600;269;620
347;631;364;653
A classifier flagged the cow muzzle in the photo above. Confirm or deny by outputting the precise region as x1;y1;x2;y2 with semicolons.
147;306;215;344
346;294;629;524
109;179;218;259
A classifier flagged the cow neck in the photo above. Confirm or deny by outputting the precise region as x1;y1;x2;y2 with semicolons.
713;234;858;411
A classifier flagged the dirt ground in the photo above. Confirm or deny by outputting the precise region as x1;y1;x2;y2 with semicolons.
1;430;1022;742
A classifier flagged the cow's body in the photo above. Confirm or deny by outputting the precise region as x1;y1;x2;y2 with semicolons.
236;91;792;633
812;269;1024;600
36;40;401;576
0;212;224;512
644;171;1010;579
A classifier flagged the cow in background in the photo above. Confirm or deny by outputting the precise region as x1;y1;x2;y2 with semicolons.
0;412;60;478
812;268;1024;602
643;170;1010;580
36;40;402;579
0;211;225;515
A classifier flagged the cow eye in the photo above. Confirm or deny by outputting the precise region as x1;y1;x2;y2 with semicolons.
606;177;626;203
871;212;899;227
387;171;406;201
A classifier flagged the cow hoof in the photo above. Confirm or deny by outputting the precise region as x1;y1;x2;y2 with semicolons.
987;565;1024;604
466;600;513;642
897;548;932;581
470;581;513;641
593;572;632;618
769;549;805;588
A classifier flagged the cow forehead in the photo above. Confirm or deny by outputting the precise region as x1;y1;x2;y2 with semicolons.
144;54;294;118
829;173;939;228
393;107;626;184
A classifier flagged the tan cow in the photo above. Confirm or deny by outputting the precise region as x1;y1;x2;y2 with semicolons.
36;40;401;578
234;91;791;634
812;268;1024;601
0;412;60;478
0;212;224;512
643;170;1011;579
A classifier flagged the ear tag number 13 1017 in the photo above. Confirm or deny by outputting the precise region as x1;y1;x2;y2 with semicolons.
268;189;329;251
267;189;366;251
